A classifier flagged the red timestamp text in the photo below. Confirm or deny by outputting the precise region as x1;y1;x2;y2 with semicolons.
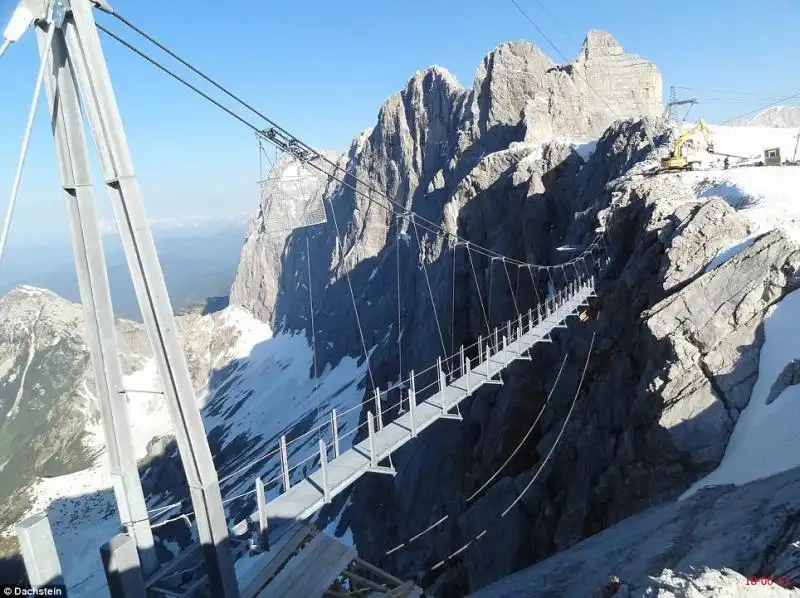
747;575;791;587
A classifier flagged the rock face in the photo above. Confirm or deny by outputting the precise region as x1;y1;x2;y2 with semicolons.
226;23;798;597
645;230;800;467
225;27;800;598
766;359;800;405
471;467;800;597
229;31;664;385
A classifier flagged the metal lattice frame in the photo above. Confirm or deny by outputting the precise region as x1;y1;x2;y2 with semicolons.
259;159;327;236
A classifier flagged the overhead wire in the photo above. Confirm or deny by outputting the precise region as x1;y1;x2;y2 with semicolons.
722;90;800;125
97;14;604;273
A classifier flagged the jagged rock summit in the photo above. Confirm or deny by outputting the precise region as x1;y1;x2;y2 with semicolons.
231;30;662;324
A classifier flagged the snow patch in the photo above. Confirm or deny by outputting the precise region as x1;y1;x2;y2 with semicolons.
571;140;598;161
683;289;800;498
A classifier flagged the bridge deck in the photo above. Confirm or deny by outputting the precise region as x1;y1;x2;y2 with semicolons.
264;283;592;523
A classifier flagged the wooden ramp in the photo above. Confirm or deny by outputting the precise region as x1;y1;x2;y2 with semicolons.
258;532;356;598
263;282;593;524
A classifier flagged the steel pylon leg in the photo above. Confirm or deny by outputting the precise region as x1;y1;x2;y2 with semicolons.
34;10;157;577
54;1;239;596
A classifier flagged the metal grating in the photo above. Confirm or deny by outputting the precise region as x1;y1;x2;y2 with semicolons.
259;160;327;236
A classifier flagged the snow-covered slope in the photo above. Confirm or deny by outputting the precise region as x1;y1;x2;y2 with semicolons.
656;125;800;498
730;105;800;129
1;301;366;597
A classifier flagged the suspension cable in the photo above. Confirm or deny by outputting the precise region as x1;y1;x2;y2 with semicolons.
97;17;604;272
466;243;491;336
501;258;520;316
396;217;403;386
306;235;321;436
427;332;596;574
0;13;56;268
411;215;448;364
326;195;377;393
527;265;542;306
385;349;571;557
488;258;495;327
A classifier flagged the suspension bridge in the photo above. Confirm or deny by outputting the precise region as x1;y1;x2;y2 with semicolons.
2;1;620;597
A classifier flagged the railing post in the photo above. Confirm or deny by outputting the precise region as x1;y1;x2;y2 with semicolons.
485;343;492;381
538;304;544;323
331;409;340;459
319;439;331;504
100;534;147;598
460;345;465;377
375;387;383;431
16;513;63;590
528;308;534;330
478;334;483;361
368;411;378;468
438;357;445;393
254;477;268;550
518;313;523;338
408;371;417;438
502;335;508;366
279;435;290;493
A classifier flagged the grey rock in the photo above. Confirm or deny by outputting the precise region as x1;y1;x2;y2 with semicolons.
472;467;800;597
766;359;800;405
659;199;751;294
223;24;800;598
644;230;800;467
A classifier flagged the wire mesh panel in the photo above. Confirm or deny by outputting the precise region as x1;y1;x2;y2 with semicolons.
259;159;327;236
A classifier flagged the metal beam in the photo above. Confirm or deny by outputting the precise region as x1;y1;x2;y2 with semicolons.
100;534;147;598
35;10;156;575
15;513;63;589
59;2;238;595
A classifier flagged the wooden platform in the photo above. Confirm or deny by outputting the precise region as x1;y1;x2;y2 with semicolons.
257;532;356;598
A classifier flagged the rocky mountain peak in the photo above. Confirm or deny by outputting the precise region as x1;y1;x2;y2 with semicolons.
731;105;800;128
0;285;85;342
578;29;624;61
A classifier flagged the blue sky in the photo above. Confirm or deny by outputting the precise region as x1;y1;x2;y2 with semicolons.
0;0;797;248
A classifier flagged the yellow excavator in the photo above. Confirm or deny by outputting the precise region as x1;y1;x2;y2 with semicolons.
660;118;715;171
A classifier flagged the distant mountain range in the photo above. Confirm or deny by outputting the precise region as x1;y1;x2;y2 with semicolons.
729;105;800;128
0;215;249;320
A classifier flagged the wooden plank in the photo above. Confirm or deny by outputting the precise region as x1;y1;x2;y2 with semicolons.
284;535;356;598
260;533;328;598
353;558;404;586
240;524;314;598
342;570;389;592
